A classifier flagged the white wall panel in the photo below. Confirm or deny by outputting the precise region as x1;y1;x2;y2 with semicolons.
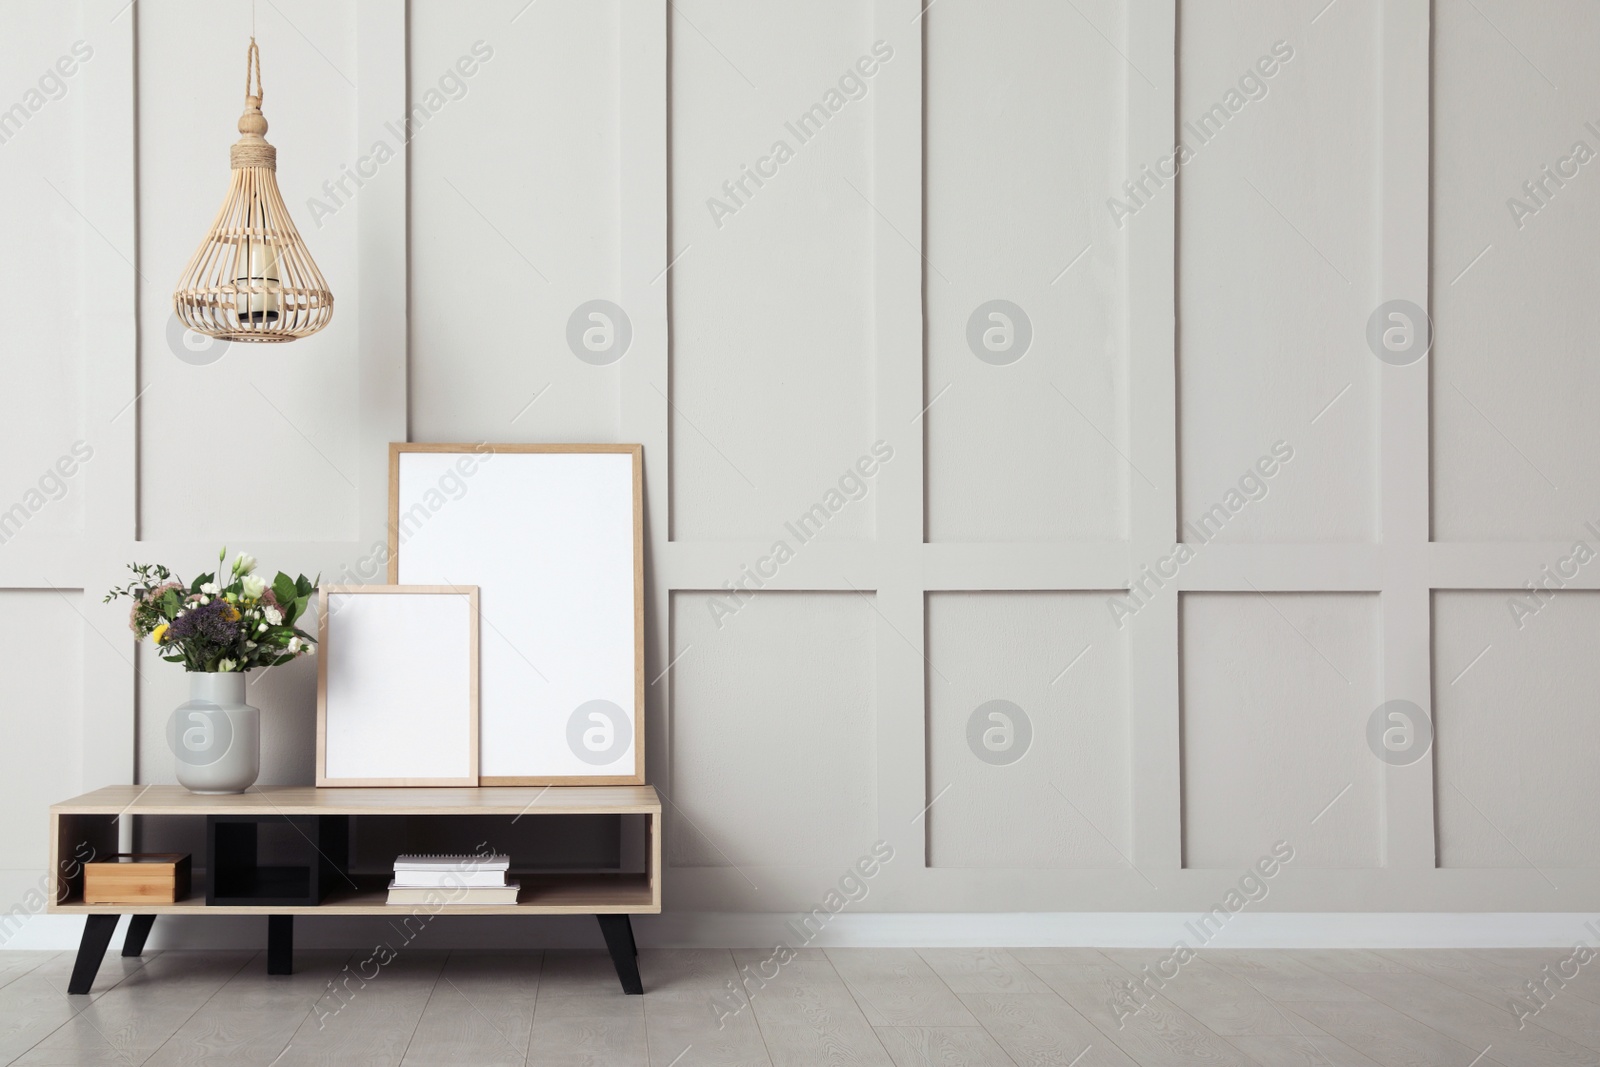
0;592;82;909
409;0;622;442
923;0;1129;543
137;0;360;541
0;8;90;547
1181;592;1382;868
1176;0;1379;543
668;0;879;541
669;591;875;869
1431;2;1600;541
1435;590;1600;868
926;592;1131;868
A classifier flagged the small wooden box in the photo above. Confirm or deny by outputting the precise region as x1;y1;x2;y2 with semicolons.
83;853;191;905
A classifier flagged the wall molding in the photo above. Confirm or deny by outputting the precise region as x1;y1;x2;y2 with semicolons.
9;0;1596;933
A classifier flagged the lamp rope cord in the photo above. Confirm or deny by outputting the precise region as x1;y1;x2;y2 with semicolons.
245;37;263;106
231;39;273;171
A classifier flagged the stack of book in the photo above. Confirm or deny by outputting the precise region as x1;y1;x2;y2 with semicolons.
386;853;519;905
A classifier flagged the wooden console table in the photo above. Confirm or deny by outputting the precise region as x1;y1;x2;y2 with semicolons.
49;785;660;995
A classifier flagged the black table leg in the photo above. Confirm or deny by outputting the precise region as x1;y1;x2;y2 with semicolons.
596;914;642;994
68;915;120;995
267;915;293;975
121;915;157;957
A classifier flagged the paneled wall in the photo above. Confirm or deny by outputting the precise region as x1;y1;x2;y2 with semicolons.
4;0;1600;946
0;0;128;924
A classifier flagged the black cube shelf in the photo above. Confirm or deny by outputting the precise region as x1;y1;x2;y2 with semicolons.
206;814;348;907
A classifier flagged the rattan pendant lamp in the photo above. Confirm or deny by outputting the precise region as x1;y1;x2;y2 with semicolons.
172;37;332;343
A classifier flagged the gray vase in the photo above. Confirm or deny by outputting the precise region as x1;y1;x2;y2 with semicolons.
168;672;261;794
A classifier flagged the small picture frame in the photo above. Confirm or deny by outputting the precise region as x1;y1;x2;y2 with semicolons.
316;585;480;787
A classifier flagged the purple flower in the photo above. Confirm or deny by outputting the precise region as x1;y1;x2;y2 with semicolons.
167;598;240;648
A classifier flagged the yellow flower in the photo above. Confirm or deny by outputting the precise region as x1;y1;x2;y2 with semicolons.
151;623;169;644
220;604;241;622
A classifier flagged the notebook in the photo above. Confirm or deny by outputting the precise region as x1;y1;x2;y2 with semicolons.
393;869;507;888
386;880;520;906
393;853;510;872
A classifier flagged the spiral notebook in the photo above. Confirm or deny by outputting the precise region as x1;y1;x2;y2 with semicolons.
393;853;510;871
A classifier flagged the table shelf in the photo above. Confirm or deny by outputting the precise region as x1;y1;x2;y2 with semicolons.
50;873;656;916
48;785;659;994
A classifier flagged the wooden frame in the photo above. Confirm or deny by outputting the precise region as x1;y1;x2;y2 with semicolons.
316;584;481;787
387;443;646;786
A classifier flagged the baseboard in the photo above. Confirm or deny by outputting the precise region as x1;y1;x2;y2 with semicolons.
644;912;1600;949
8;912;1599;952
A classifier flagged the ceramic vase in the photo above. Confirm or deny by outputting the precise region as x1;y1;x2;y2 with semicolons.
167;672;260;794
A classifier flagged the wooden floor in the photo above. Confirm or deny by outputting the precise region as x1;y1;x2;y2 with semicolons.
0;946;1592;1065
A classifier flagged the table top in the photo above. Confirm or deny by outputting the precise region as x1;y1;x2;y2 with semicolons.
52;784;661;817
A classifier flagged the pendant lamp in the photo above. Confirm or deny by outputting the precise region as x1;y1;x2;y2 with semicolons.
172;38;332;343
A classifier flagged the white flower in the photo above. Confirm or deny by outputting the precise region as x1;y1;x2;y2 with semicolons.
217;658;237;672
200;582;219;596
240;574;267;600
263;606;283;626
234;552;257;575
287;637;302;653
257;622;268;633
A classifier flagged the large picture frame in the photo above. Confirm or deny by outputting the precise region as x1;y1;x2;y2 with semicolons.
317;584;480;787
388;443;645;785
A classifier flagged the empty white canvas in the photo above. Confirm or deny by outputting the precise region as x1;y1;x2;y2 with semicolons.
321;590;476;783
395;450;638;779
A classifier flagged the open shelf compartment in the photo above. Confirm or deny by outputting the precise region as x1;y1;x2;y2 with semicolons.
48;785;661;917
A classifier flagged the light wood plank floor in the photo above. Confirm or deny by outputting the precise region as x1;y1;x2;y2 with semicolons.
0;947;1587;1065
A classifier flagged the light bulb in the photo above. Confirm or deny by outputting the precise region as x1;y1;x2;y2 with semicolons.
235;234;280;324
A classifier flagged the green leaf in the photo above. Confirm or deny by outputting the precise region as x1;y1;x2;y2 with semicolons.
295;574;314;598
272;573;296;607
292;594;310;625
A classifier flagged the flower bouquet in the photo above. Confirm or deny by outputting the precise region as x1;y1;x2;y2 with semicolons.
105;548;318;793
106;547;317;671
